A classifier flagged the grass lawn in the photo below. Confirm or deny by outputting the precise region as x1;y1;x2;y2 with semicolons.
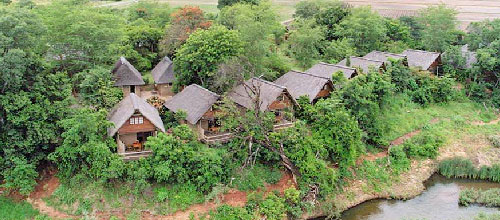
0;196;45;220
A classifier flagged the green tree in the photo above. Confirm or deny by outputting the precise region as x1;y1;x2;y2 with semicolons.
174;25;243;89
339;72;394;145
322;38;357;64
77;67;123;110
0;6;73;194
466;19;500;50
334;7;387;54
418;4;459;52
219;1;285;77
287;20;325;69
121;19;163;71
48;108;124;180
39;2;126;75
218;0;259;9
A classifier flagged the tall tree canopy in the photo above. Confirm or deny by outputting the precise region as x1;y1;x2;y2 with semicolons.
174;25;243;89
334;7;387;55
418;4;459;52
0;6;73;194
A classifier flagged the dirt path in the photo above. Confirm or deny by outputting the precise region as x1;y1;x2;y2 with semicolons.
471;114;500;126
27;169;78;219
28;170;294;220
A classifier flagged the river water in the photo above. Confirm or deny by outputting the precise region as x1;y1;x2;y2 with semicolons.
339;174;500;220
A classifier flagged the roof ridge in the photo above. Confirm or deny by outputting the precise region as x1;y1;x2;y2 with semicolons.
189;84;220;98
350;56;385;63
404;49;440;54
288;70;331;80
370;51;406;57
129;93;141;110
251;77;286;89
317;62;357;70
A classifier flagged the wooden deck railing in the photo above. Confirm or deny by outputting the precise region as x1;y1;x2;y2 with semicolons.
119;150;153;161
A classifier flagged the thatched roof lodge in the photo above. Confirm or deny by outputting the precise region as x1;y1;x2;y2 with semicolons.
164;84;231;143
274;70;334;103
228;77;298;130
112;57;145;96
337;56;385;73
306;62;358;80
401;49;441;73
108;93;165;157
151;56;175;96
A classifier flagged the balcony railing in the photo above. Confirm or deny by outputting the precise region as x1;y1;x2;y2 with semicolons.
119;150;153;161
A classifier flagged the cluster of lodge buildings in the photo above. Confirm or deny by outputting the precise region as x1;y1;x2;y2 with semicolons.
106;48;446;160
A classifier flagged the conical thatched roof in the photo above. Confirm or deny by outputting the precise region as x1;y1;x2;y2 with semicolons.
112;57;145;86
152;56;175;84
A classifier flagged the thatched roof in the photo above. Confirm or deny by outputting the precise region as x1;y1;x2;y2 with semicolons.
274;70;333;103
337;56;385;73
112;57;145;86
306;62;357;79
228;77;298;112
152;56;175;84
461;44;478;69
164;84;220;125
108;93;165;137
401;49;441;70
363;51;406;63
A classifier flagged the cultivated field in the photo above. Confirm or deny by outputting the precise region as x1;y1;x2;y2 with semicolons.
344;0;500;29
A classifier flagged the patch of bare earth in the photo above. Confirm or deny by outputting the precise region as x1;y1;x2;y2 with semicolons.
27;169;78;219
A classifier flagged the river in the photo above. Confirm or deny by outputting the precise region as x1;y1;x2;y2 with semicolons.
338;174;500;220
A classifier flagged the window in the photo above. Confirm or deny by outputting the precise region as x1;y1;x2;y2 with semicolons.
130;116;144;125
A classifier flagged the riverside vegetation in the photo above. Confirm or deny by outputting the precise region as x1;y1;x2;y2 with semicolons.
1;0;500;219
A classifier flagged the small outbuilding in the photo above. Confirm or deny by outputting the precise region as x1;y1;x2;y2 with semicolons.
108;93;165;156
274;70;334;103
337;56;386;73
151;56;175;97
306;62;358;80
112;57;145;97
401;49;442;73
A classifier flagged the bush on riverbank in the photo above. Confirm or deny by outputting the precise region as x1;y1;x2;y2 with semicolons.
438;157;500;182
459;188;500;207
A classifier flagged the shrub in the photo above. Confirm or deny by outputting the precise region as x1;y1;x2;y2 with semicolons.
0;196;40;220
146;126;229;192
209;205;254;220
459;188;500;207
487;135;500;148
259;193;286;220
154;184;204;213
439;157;500;182
232;164;282;191
389;145;411;174
403;132;443;159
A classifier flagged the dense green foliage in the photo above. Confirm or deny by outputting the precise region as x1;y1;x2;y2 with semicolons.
459;188;500;207
174;25;243;89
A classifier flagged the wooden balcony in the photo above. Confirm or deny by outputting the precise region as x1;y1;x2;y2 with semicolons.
202;132;233;145
273;121;294;131
119;150;153;161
